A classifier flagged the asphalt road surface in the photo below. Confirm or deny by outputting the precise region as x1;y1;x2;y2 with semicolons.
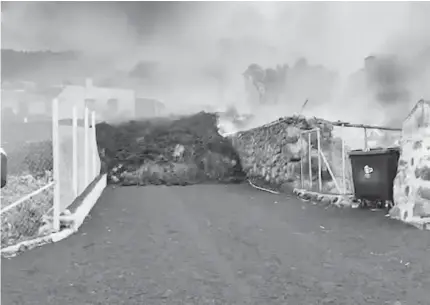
2;184;430;305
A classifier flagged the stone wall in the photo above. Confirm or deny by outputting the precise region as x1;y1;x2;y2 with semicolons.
229;115;345;193
226;100;430;229
391;100;430;221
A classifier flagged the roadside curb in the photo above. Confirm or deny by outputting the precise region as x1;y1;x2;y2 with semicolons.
294;188;430;231
293;188;355;208
407;218;430;231
60;174;107;231
392;216;430;231
1;174;107;258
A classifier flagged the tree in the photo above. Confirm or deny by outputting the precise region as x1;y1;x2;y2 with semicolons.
243;63;288;105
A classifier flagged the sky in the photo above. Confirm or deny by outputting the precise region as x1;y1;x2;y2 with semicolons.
3;2;426;74
2;1;430;120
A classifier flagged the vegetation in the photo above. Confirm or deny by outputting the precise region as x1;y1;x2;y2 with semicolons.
243;63;288;105
1;139;54;249
5;141;53;177
1;172;54;248
243;58;338;107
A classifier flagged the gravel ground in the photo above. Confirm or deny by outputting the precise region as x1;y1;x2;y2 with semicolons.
2;184;430;305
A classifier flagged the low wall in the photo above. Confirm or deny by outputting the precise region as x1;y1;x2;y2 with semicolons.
1;174;108;258
229;115;345;193
227;103;430;229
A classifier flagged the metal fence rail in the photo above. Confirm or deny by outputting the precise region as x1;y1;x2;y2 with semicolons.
298;121;402;196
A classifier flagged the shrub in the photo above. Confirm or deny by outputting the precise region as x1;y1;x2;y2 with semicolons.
6;140;53;177
1;173;54;248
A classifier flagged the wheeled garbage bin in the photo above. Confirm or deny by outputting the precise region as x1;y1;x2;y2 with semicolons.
349;147;400;202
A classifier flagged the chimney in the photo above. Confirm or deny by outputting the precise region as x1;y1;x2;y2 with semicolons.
364;55;376;68
85;78;93;88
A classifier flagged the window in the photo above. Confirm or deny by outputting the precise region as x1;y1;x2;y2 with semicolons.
107;98;119;113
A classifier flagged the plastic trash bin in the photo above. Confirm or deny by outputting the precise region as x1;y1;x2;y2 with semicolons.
349;147;400;202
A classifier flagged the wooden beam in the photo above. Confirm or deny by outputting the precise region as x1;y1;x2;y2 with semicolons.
330;120;401;131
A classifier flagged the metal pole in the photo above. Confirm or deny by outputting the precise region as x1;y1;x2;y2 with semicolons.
308;132;312;189
319;150;342;194
52;98;60;231
300;133;304;189
317;128;322;192
364;127;368;151
341;124;346;194
84;107;89;186
72;106;78;197
91;111;97;180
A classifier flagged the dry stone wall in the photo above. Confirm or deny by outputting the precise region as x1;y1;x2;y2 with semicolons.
226;101;430;230
391;100;430;222
229;115;342;193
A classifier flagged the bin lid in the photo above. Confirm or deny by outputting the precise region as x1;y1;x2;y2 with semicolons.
349;146;400;156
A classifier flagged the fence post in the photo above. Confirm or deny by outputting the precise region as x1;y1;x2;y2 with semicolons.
52;98;60;231
300;133;304;189
72;106;78;197
317;128;322;192
341;124;346;194
84;107;89;186
91;111;97;180
308;132;312;189
364;127;368;151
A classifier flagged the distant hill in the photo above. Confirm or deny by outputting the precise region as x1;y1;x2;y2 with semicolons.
1;49;79;82
0;49;153;89
0;49;118;86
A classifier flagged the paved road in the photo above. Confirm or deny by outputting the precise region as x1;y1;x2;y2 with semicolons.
2;184;430;305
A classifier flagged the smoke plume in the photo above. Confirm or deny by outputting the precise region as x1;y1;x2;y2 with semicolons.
2;2;430;125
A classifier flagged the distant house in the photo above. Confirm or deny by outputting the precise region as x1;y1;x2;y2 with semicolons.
1;85;63;122
56;79;136;122
135;97;166;118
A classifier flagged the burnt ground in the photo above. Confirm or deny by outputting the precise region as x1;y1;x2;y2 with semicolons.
2;184;430;305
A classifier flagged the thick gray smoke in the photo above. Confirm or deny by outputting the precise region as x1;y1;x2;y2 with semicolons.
2;2;430;125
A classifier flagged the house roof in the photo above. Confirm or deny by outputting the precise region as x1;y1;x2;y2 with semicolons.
32;86;64;97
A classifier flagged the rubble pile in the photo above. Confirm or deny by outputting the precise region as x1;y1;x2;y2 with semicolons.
96;112;246;186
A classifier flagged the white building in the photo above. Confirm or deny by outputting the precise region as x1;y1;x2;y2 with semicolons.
57;79;136;122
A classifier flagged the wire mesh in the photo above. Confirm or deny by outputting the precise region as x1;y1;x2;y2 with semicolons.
298;124;402;195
